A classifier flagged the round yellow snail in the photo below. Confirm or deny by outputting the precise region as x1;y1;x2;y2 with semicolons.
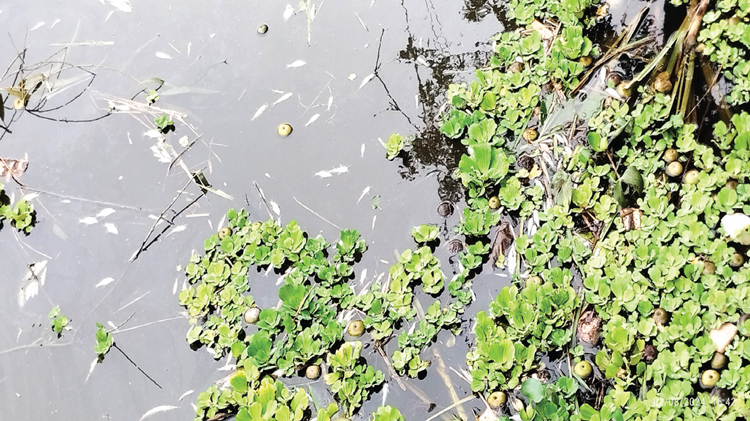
277;123;293;137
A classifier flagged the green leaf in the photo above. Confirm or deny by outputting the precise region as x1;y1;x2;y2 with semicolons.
154;114;174;132
580;404;598;420
94;322;114;356
587;132;607;152
230;372;248;394
411;224;439;243
520;378;544;403
615;166;644;207
386;133;405;160
279;284;309;309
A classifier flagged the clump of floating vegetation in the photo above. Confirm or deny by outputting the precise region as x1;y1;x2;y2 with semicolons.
179;0;750;418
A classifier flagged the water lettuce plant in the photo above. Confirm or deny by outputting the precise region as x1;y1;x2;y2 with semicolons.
194;361;310;421
324;341;385;417
179;208;471;419
177;0;750;418
425;0;750;417
94;322;113;357
0;181;35;233
48;306;68;336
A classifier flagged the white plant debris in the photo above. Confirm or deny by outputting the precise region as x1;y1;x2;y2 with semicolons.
17;260;49;307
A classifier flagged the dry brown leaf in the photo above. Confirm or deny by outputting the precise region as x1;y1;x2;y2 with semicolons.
0;158;29;180
530;20;555;41
620;207;642;231
490;221;514;266
577;309;602;344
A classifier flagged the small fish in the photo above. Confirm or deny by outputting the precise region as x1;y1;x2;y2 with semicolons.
95;277;115;288
270;201;281;216
104;223;118;235
357;186;371;204
79;216;98;225
252;103;268;120
96;208;115;218
155;52;172;60
316;165;348;178
327;95;333;110
359;73;375;89
330;165;349;174
109;0;132;12
360;144;365;157
30;22;45;31
138;405;178;421
168;225;187;235
273;92;293;105
305;114;320;126
178;390;194;401
85;358;98;382
286;60;306;68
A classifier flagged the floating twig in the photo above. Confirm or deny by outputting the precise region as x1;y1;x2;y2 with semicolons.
374;341;406;391
423;395;475;421
292;196;342;230
112;343;162;389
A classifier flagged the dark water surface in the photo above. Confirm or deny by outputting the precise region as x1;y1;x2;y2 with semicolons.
0;1;506;420
0;0;670;418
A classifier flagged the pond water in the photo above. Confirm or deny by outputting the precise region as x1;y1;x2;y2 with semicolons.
0;0;666;420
